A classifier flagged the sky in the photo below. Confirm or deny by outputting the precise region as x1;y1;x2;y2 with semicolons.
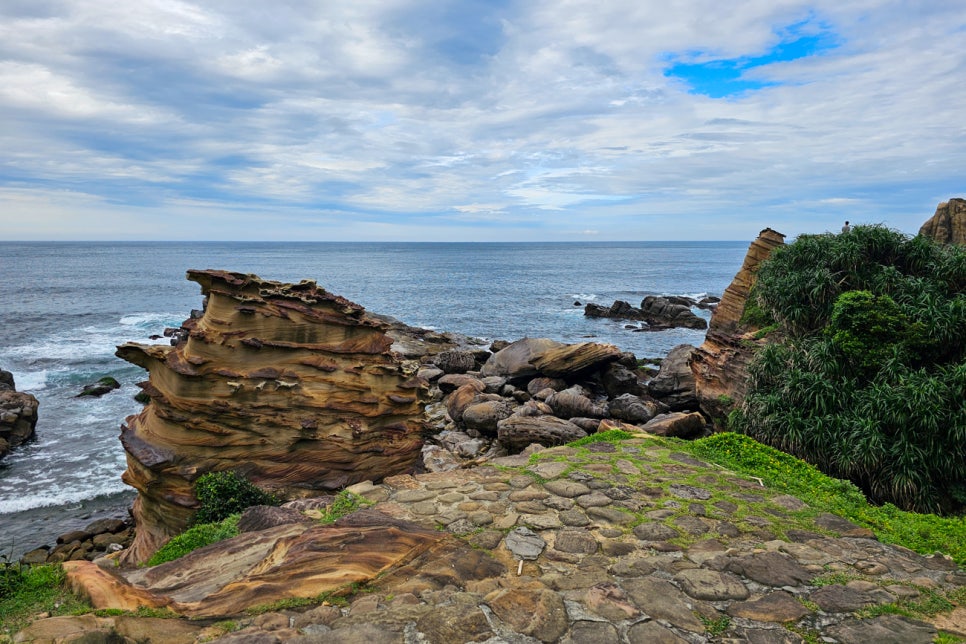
0;1;964;241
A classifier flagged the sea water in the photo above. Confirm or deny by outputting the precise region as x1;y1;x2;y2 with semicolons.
0;241;747;557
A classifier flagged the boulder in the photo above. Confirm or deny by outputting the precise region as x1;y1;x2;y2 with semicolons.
0;384;39;461
497;415;587;450
462;400;514;434
647;344;698;411
114;270;429;564
530;342;622;378
433;350;477;374
445;380;487;424
599;362;642;397
607;394;661;424
480;338;564;382
0;368;14;391
919;198;966;245
546;387;608;419
642;412;707;438
639;296;707;330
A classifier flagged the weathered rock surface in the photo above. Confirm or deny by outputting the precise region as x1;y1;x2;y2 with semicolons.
691;228;785;425
0;369;39;461
646;344;697;411
52;436;963;643
115;270;428;564
919;197;966;245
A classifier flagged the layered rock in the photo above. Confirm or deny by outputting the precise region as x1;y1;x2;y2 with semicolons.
919;198;966;245
691;229;785;425
0;368;39;461
115;270;427;564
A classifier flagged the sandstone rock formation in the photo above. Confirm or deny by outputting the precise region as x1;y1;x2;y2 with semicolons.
115;270;428;564
691;228;785;425
0;368;39;461
919;198;966;245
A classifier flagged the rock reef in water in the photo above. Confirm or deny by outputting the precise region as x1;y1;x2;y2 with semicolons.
115;270;428;564
919;197;966;245
691;228;786;424
0;368;39;461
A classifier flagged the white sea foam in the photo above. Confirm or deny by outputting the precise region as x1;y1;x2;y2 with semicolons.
570;293;597;301
0;480;130;514
13;370;48;391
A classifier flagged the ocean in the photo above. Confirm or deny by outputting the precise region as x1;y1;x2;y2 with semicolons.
0;241;747;558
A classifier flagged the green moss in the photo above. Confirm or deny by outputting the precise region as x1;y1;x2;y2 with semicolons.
687;433;966;565
147;514;241;566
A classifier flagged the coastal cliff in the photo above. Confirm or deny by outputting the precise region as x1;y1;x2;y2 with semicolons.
690;228;786;424
919;197;966;245
115;270;428;564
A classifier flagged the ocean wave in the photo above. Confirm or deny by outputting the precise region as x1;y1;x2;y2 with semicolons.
0;480;131;514
570;293;597;301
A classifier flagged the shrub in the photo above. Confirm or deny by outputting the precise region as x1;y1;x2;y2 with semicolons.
735;226;966;513
147;514;241;566
193;471;280;525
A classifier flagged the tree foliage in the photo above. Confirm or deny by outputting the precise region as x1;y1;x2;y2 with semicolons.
733;225;966;513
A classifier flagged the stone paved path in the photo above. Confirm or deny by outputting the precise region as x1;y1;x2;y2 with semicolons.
209;436;964;643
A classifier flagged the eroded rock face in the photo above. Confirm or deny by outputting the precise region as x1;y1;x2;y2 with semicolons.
919;198;966;245
0;369;39;462
691;229;785;425
116;270;427;564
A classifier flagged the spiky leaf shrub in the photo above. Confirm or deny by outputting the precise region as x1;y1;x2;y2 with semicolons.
193;471;280;525
734;225;966;513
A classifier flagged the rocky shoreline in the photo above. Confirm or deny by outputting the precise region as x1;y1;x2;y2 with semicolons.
8;218;966;642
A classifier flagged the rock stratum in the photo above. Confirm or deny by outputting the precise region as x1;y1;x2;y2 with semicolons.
115;270;428;564
691;228;786;424
919;197;966;245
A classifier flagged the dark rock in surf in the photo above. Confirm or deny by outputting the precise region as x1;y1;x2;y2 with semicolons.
76;376;121;398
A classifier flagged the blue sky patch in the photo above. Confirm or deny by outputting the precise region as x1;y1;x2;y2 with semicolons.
664;25;839;98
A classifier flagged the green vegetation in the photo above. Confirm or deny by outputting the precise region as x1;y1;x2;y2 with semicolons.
0;563;91;634
317;490;373;524
733;225;966;513
193;470;280;525
689;433;966;565
147;514;241;566
568;429;635;446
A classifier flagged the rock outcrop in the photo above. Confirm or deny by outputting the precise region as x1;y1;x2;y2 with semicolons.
0;368;39;461
691;229;785;425
56;436;964;642
115;270;428;564
584;296;710;331
919;198;966;245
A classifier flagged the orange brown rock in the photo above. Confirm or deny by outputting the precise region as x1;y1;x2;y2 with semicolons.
691;229;785;425
116;270;428;564
919;197;966;245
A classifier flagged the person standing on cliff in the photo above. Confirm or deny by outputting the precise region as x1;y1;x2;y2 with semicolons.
841;221;851;233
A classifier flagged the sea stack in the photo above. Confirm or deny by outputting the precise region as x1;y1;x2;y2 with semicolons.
690;228;785;424
116;270;427;563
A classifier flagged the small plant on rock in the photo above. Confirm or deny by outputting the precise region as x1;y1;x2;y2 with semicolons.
193;471;280;525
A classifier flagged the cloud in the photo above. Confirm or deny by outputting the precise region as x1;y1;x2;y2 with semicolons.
0;1;964;240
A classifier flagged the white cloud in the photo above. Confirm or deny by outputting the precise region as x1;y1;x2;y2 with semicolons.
0;0;963;240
